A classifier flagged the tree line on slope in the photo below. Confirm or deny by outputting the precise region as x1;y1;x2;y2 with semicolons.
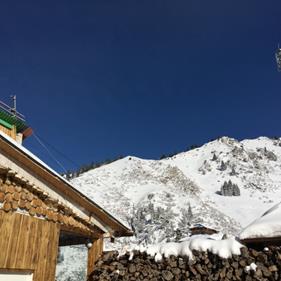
63;155;124;180
62;143;202;180
159;144;200;160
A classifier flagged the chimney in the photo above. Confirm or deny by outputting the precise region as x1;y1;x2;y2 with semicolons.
0;97;32;144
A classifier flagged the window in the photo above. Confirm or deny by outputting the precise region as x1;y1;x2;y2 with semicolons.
0;272;33;281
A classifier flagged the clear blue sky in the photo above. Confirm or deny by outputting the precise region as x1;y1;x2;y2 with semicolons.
0;1;280;172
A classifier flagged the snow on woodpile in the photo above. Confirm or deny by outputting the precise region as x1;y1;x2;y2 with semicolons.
131;235;244;261
89;244;281;281
239;201;281;240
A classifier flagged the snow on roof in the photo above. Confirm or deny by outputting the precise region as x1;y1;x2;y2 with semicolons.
131;235;244;261
0;130;71;185
239;201;281;240
0;130;131;232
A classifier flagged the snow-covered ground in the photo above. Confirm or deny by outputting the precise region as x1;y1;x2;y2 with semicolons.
57;136;281;280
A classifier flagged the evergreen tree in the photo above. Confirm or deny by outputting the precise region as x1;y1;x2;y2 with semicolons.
220;180;240;196
211;153;218;161
175;228;182;242
177;203;193;239
187;203;193;221
230;166;237;176
219;160;227;171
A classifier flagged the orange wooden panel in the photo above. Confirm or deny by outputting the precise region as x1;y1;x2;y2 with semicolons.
87;238;103;277
0;211;60;281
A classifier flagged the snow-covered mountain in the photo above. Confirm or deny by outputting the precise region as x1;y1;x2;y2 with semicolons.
56;136;281;280
72;136;281;242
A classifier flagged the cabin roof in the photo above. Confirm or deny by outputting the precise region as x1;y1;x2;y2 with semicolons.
239;201;281;242
0;130;132;237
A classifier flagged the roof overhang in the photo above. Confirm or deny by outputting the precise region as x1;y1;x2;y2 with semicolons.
240;236;281;249
0;133;133;238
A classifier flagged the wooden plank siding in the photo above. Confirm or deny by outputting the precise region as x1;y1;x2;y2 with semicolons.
87;238;103;277
0;211;60;281
0;124;13;139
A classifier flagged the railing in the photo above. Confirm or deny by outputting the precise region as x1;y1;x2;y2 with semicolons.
0;100;26;122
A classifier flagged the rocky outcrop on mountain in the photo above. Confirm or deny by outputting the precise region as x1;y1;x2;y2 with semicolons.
89;247;281;281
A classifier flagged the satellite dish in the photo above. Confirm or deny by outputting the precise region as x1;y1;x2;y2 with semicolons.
275;45;281;72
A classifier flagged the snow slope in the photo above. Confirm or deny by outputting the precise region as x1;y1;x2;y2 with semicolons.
72;137;281;240
163;136;281;228
57;136;281;280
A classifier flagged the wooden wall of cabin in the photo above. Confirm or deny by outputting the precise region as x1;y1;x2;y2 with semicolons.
87;238;103;277
0;211;60;281
0;124;13;139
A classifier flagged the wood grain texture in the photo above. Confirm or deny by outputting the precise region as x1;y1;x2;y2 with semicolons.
87;238;103;277
0;211;60;281
0;125;13;139
0;179;102;238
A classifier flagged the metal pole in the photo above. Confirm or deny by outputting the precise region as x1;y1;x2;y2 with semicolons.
10;95;17;117
14;95;16;113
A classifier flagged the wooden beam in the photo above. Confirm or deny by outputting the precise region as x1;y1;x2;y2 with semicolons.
87;238;103;278
11;125;17;140
59;230;94;247
59;237;88;247
22;127;33;139
241;236;281;245
60;225;101;240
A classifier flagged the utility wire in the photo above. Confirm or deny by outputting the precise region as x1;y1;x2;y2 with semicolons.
31;131;115;191
32;132;68;174
32;132;80;169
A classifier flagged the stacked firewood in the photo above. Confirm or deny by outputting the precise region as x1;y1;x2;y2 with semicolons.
89;246;281;281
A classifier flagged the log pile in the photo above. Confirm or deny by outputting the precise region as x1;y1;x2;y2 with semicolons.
89;246;281;281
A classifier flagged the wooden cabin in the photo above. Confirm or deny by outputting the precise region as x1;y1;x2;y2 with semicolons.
190;224;218;236
0;101;132;281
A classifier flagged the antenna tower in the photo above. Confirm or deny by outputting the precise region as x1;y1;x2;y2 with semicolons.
10;95;16;117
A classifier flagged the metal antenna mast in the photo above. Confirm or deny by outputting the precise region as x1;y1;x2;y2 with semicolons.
10;95;16;117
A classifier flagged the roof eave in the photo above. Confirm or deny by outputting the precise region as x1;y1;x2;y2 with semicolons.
0;134;133;237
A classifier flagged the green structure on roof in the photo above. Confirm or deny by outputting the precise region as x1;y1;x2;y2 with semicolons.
0;107;29;133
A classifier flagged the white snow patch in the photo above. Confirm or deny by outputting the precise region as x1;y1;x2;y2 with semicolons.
130;236;244;261
239;201;281;240
245;263;257;272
